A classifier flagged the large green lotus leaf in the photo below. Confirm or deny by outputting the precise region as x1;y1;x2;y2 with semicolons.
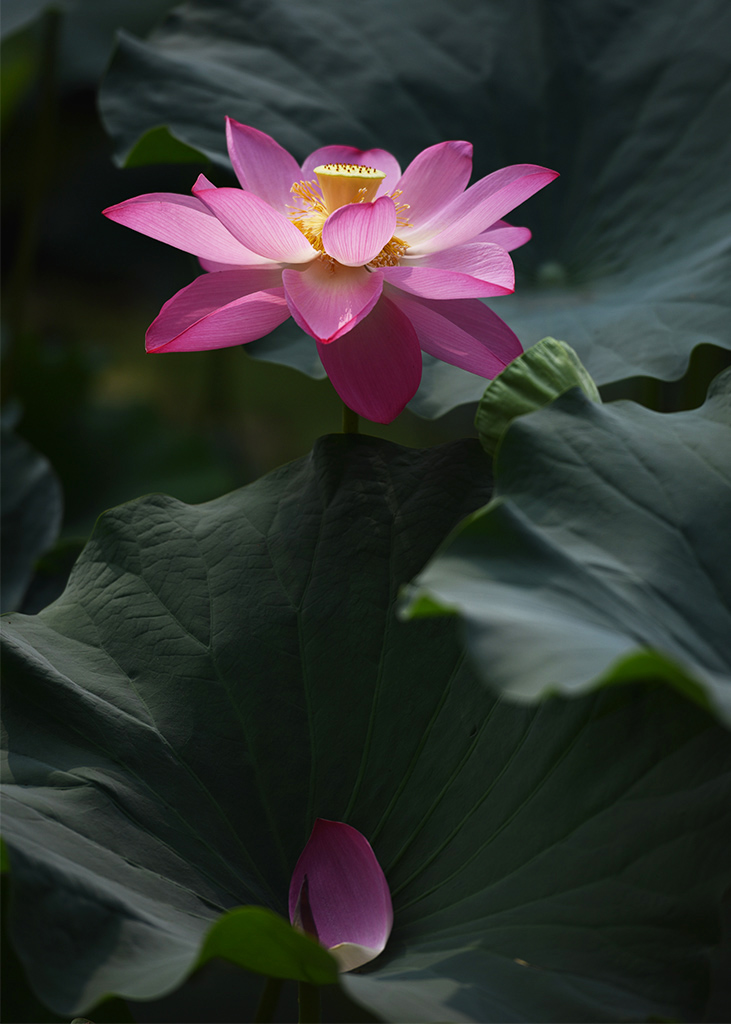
0;429;63;613
2;436;730;1022
98;0;731;415
404;370;731;727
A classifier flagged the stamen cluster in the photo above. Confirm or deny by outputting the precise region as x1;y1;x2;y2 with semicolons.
289;163;411;268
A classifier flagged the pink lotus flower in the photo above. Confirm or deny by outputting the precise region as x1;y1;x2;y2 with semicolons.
104;120;558;422
289;819;392;972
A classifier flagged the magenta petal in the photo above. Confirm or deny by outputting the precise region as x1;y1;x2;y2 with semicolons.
282;260;383;343
321;197;397;266
289;820;393;972
192;172;217;192
225;118;302;213
193;185;317;263
477;219;532;252
405;164;559;254
381;242;514;299
316;297;421;423
145;270;288;352
394;140;473;226
388;292;523;377
103;192;277;266
302;146;401;197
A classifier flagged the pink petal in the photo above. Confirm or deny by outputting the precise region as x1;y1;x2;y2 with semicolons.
193;184;317;263
321;197;397;266
381;242;514;299
302;146;401;198
315;297;421;422
394;140;473;227
404;164;559;254
388;291;523;377
282;260;383;343
477;219;532;252
103;192;278;266
225;118;302;213
145;269;288;352
289;820;393;973
192;172;217;192
198;258;254;272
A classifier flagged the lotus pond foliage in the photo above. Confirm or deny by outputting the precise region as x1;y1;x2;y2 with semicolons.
1;1;730;1023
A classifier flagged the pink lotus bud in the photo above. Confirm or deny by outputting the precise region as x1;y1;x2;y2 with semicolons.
289;819;393;972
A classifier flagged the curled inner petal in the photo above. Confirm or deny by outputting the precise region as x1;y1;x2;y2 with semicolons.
322;197;397;267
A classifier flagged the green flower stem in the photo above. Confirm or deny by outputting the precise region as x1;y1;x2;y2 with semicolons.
254;977;283;1023
342;403;359;434
298;981;321;1023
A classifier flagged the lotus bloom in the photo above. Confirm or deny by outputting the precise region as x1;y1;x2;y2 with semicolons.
289;819;392;972
104;119;558;422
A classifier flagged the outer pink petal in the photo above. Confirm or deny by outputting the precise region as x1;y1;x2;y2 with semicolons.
302;146;401;198
316;297;421;422
282;260;383;343
145;269;288;352
404;164;559;254
193;184;317;263
289;820;393;973
321;197;397;267
198;257;254;272
477;219;532;252
103;192;278;266
388;291;523;377
381;242;514;299
225;118;302;213
394;140;473;227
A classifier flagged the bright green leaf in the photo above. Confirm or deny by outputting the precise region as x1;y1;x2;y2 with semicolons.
197;906;338;985
474;337;600;457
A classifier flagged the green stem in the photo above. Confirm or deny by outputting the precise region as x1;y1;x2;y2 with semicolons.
298;981;321;1023
342;403;359;434
254;977;283;1023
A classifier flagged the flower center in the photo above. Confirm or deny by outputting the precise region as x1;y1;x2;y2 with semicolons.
314;163;385;210
289;163;410;268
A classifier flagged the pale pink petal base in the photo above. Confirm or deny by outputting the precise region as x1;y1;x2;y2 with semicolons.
389;292;523;378
289;820;393;972
381;242;515;299
329;942;385;974
316;297;421;422
146;270;288;352
282;260;383;343
193;185;317;263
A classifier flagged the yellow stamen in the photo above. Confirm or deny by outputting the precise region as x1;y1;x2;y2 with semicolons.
314;163;386;211
289;180;328;252
369;236;409;267
288;165;413;267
